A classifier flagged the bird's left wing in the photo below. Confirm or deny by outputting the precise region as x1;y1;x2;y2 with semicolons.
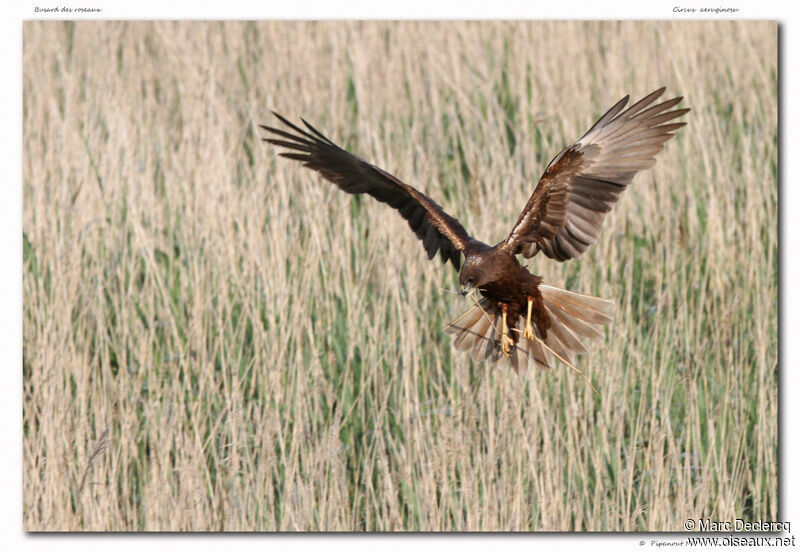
261;113;471;270
500;88;689;261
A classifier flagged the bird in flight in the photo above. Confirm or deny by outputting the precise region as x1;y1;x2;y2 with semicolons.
262;88;689;373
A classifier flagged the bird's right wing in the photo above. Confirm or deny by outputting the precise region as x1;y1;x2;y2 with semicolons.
262;114;472;270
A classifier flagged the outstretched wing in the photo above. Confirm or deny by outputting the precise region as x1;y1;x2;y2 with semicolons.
501;88;689;261
261;113;471;270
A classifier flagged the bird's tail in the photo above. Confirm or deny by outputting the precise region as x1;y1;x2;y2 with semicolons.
444;285;614;372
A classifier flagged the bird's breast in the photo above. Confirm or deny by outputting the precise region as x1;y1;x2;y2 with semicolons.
479;258;541;305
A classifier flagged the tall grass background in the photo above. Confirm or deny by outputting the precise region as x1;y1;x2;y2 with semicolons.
22;21;777;531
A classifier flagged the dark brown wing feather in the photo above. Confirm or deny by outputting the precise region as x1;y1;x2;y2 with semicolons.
501;88;690;261
261;113;472;270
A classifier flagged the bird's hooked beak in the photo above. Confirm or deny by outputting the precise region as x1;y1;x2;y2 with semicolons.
460;282;473;296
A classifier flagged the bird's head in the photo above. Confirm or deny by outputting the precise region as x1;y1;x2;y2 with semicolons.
459;262;489;296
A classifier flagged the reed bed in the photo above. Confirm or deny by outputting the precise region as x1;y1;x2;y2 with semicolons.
22;20;777;531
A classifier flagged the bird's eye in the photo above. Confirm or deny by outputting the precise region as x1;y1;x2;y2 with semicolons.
467;278;475;285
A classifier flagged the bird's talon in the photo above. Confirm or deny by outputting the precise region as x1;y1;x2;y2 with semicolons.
523;324;535;341
502;335;515;357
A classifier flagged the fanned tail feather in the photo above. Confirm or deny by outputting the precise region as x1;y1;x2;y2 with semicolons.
444;284;614;372
445;298;504;363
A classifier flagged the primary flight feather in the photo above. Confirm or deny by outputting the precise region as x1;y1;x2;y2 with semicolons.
262;88;689;372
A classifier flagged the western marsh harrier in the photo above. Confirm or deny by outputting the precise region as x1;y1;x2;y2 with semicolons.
262;88;689;372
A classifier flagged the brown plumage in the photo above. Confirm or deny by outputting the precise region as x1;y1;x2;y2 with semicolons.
261;88;689;372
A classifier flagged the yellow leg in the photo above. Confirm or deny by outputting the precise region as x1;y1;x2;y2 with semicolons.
523;297;536;341
501;305;514;357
